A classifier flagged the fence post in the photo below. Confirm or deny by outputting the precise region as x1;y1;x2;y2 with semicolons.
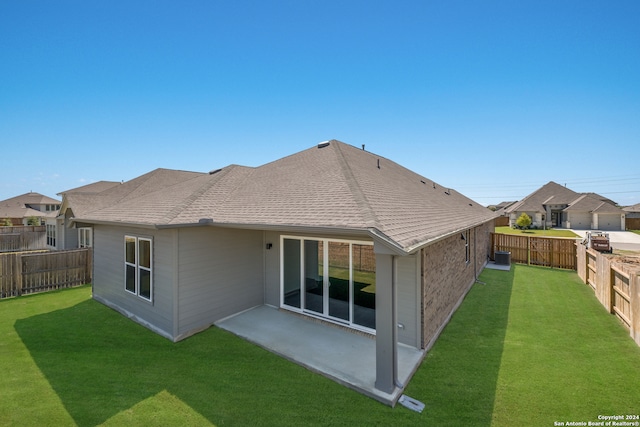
630;271;640;347
13;253;23;296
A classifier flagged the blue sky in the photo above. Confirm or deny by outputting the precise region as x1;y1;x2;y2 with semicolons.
2;1;639;207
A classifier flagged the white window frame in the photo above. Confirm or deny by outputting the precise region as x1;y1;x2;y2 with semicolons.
78;227;92;248
46;224;56;247
124;235;153;302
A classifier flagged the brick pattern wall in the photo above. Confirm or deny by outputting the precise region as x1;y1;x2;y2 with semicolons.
421;221;492;349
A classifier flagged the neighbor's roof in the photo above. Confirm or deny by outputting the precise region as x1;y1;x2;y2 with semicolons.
563;194;623;214
505;181;622;215
505;182;580;214
0;192;61;219
623;203;640;213
73;140;497;252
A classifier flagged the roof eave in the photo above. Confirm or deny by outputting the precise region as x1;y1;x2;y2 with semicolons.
404;217;497;255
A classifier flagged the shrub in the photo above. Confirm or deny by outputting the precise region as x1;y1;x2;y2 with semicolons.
516;213;532;229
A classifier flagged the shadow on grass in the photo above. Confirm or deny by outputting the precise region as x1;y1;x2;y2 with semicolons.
14;298;416;426
405;267;515;426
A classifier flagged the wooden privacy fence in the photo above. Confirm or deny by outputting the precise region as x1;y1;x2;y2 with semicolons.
626;218;640;231
0;249;92;298
576;243;640;347
491;233;578;270
0;225;46;252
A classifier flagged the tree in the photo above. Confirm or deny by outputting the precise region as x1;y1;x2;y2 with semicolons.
516;213;532;229
27;216;40;226
1;218;12;226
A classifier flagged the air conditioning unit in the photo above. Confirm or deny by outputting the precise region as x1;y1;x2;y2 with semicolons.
495;251;511;266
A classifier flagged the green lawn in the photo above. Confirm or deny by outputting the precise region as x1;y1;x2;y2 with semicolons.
495;226;580;237
2;266;640;426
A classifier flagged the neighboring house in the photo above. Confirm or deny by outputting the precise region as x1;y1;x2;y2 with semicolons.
56;181;121;250
62;140;497;399
0;192;62;248
488;201;517;212
624;203;640;230
489;201;517;226
504;181;625;231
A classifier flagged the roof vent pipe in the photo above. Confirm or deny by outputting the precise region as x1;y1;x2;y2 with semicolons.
362;144;365;150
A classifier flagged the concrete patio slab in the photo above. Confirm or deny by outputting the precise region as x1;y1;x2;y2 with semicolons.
485;261;511;271
216;305;425;406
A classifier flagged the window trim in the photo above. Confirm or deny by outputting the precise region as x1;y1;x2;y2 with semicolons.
78;227;92;248
124;235;153;302
464;229;471;264
46;224;56;247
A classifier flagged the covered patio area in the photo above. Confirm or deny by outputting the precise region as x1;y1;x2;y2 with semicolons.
216;305;425;406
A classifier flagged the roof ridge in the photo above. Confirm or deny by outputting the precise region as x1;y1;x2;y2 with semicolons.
332;141;380;229
209;166;257;218
160;167;237;223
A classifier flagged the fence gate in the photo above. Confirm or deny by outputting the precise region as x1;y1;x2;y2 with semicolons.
491;233;577;270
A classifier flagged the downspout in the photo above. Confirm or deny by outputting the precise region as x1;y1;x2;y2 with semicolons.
392;255;400;388
474;227;477;279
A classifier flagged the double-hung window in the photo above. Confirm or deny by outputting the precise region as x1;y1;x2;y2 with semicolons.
78;228;92;248
125;236;153;301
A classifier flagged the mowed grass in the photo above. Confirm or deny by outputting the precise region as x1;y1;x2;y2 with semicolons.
406;265;640;426
2;265;640;426
495;226;580;238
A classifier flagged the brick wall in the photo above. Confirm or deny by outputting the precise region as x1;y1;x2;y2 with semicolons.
421;221;492;349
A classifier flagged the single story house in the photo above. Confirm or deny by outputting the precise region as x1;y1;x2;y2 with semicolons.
62;140;497;401
54;181;121;250
504;181;625;230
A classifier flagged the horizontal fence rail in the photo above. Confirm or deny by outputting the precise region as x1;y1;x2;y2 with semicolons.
0;249;92;298
491;233;578;270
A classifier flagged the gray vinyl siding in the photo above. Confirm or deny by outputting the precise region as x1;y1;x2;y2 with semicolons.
64;226;79;249
264;231;281;307
397;255;419;348
176;227;264;337
92;225;175;338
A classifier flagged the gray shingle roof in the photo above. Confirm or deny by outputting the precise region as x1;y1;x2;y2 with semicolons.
623;203;640;213
74;141;496;252
564;194;622;214
59;181;120;196
0;192;61;219
506;181;580;213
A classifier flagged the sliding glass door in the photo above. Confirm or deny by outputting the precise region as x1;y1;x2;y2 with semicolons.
281;237;375;331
